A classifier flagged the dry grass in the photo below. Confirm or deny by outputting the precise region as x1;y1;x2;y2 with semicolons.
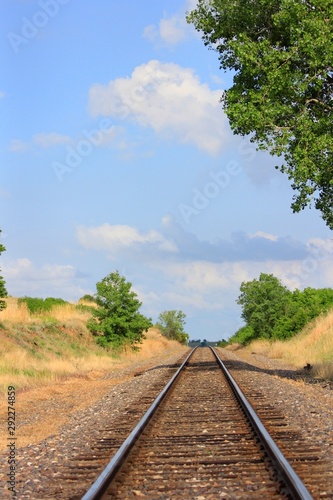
123;328;182;360
0;297;94;324
0;297;31;323
0;299;186;392
241;310;333;380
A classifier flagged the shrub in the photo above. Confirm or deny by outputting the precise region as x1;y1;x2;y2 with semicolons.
18;297;68;315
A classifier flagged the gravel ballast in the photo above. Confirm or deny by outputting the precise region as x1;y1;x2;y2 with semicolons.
0;347;332;498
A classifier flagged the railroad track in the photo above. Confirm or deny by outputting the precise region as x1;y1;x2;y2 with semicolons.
78;347;331;499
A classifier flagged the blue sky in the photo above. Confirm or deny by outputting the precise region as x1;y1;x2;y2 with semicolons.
1;0;332;341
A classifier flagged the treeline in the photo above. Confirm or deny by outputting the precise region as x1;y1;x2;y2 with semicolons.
188;339;222;347
230;273;333;345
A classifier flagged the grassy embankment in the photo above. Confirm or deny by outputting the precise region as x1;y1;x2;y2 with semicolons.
0;297;184;393
228;310;333;380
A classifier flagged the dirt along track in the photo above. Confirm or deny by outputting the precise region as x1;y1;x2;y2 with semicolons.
81;347;332;499
5;346;332;499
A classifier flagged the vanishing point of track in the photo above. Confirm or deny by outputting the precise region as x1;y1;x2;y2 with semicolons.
78;347;331;499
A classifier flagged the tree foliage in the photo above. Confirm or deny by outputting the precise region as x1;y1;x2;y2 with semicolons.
87;271;152;349
0;230;7;312
231;273;333;344
237;273;292;339
156;310;189;345
187;0;333;228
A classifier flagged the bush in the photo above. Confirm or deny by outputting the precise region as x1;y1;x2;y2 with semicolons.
79;294;96;303
18;297;68;315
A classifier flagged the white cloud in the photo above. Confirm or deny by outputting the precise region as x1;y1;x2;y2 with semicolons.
250;231;278;242
2;258;88;300
165;290;223;311
88;60;230;155
76;223;178;258
307;237;333;255
0;91;5;99
143;17;187;46
33;132;71;148
159;15;187;45
165;261;229;291
8;132;71;152
143;0;198;47
148;239;333;313
75;218;333;320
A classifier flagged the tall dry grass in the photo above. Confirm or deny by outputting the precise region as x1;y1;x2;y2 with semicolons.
242;310;333;380
0;299;186;392
0;297;93;324
0;297;31;323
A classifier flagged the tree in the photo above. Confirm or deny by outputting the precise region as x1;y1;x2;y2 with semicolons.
87;271;152;349
237;273;292;339
0;230;7;312
187;0;333;228
156;310;189;345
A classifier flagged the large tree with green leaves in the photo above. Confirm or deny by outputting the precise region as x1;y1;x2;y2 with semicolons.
87;271;152;349
156;310;189;345
0;230;7;312
237;273;292;339
187;0;333;228
233;273;333;343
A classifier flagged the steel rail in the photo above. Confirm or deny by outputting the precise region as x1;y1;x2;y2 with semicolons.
211;347;313;500
81;348;196;500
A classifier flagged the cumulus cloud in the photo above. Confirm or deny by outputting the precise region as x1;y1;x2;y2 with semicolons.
162;217;307;262
74;218;333;322
8;127;124;157
163;261;230;292
143;0;198;47
249;231;278;242
9;132;71;152
88;60;230;155
76;223;178;258
76;217;312;268
2;258;88;300
151;248;333;316
144;15;187;46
